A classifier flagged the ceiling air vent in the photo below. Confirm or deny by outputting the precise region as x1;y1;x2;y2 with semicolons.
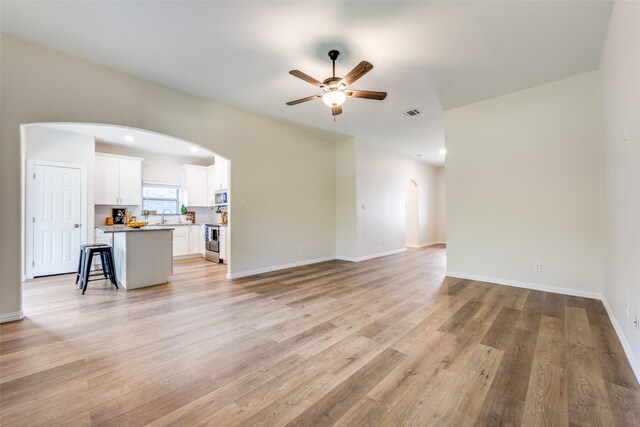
403;109;421;117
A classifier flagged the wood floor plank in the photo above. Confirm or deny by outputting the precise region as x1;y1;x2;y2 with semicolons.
565;306;596;348
521;358;568;426
287;348;406;426
481;307;521;350
490;328;539;401
424;344;503;426
566;341;616;426
475;389;524;427
606;382;640;427
2;246;638;426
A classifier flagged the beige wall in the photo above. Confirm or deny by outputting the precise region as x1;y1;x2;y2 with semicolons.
335;138;440;261
1;35;337;318
335;138;358;260
445;72;603;296
355;140;439;260
599;0;640;378
436;166;446;243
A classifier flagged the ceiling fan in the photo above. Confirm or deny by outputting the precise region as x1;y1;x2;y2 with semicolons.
286;50;387;117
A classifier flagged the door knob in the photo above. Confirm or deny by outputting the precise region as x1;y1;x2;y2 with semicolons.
74;224;81;228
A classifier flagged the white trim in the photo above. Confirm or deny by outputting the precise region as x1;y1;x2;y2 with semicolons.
25;159;88;279
601;297;640;384
335;255;359;262
446;271;602;300
0;311;24;324
227;256;336;279
336;248;407;263
95;152;144;162
407;242;442;249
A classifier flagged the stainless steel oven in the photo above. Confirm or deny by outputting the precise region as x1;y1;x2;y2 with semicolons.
204;224;220;263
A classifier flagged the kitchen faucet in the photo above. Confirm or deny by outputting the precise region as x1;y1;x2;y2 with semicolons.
161;209;173;225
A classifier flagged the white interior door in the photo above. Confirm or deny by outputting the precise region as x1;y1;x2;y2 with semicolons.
33;164;83;276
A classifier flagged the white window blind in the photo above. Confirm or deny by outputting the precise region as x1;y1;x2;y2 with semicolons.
142;182;180;214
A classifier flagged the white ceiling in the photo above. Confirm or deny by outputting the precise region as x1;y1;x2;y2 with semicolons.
1;1;612;165
35;123;217;159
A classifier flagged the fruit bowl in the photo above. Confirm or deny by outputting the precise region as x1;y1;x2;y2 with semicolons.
127;222;147;228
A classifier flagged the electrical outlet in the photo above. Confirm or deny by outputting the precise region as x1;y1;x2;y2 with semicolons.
625;304;630;319
362;204;366;210
381;240;384;246
298;245;304;253
533;262;542;272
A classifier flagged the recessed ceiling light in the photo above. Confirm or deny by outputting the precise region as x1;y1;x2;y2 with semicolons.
124;135;135;142
190;147;198;153
417;154;422;157
439;148;447;155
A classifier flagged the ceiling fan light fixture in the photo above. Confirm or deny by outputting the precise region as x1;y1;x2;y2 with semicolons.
322;90;346;107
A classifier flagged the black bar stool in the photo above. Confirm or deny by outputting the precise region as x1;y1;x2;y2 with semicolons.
79;245;118;294
75;243;108;285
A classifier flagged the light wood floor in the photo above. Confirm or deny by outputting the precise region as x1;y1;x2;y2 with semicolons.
1;246;639;426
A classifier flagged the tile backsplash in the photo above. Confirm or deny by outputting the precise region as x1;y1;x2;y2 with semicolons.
95;205;217;226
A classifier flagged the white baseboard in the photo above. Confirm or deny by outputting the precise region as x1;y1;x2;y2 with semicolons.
601;297;640;384
406;242;445;249
446;271;602;300
227;256;336;279
337;248;407;263
0;310;24;324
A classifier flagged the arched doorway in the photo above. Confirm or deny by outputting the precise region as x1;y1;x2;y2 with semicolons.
21;122;231;283
405;179;419;247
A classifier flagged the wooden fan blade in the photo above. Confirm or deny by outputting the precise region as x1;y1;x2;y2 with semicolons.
289;70;324;88
286;94;321;106
345;90;387;100
332;105;343;116
340;61;374;87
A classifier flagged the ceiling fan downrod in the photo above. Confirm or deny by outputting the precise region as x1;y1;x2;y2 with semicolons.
328;50;340;78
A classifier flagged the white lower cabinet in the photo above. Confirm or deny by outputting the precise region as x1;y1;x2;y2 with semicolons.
93;230;113;268
173;225;205;259
172;227;190;257
219;226;228;264
189;225;204;255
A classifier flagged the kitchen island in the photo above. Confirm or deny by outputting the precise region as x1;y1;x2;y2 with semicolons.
96;226;174;290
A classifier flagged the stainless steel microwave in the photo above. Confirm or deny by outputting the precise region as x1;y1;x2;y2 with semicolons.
214;189;228;206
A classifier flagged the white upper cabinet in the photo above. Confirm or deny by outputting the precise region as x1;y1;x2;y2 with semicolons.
95;156;119;205
182;165;208;207
207;165;216;206
95;153;142;205
206;157;229;205
118;158;143;205
218;158;229;190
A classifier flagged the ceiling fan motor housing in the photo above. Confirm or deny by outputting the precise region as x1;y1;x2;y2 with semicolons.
322;77;345;91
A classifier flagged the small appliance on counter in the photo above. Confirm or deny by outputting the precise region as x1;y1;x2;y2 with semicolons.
204;224;220;263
